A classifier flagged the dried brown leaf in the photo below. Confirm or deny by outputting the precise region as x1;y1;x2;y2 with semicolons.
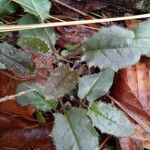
0;122;54;149
111;57;150;118
0;100;35;117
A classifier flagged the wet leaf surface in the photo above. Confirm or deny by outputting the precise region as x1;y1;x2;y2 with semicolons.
0;42;35;77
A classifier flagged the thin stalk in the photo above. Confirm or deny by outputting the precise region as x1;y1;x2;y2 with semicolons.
0;13;150;32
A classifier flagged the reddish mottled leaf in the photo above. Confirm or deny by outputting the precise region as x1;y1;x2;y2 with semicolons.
32;54;54;84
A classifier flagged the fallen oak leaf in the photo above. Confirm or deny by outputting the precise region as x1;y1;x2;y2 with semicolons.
118;102;150;124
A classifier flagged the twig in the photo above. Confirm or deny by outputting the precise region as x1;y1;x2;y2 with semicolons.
0;13;150;32
0;89;36;103
100;135;111;150
53;0;89;17
44;27;73;63
53;0;104;26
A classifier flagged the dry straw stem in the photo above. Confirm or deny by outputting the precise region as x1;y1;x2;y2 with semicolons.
0;89;36;103
0;13;150;32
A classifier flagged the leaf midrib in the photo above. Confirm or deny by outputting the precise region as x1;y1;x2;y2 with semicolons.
83;73;103;99
65;112;82;150
90;106;132;131
0;48;32;71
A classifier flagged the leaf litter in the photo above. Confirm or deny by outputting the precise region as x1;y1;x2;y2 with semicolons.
0;0;150;149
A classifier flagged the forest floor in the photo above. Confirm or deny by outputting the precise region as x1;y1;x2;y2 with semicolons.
0;0;150;150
